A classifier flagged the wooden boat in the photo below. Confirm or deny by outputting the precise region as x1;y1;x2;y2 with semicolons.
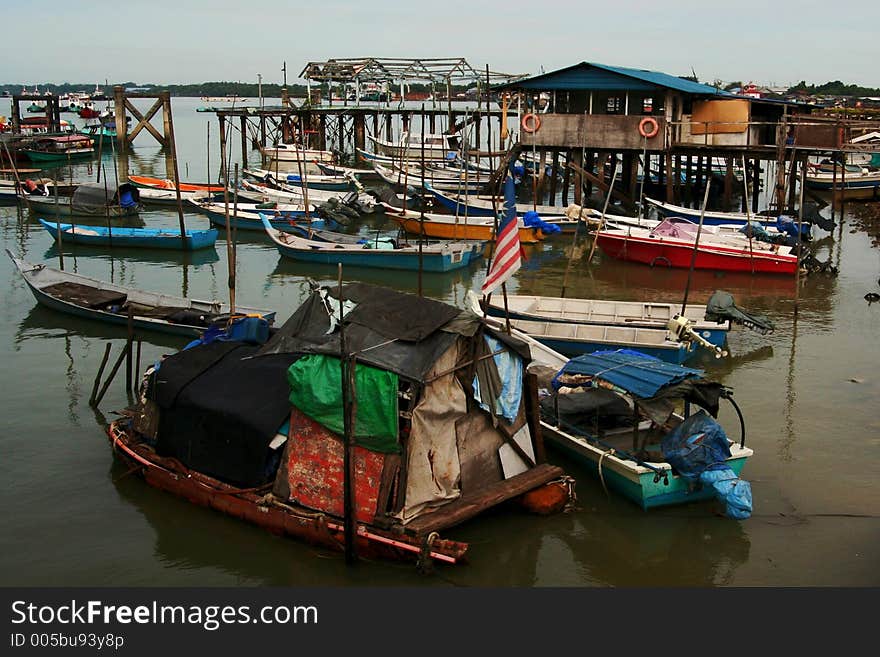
136;186;214;205
645;197;781;227
259;143;335;163
8;250;276;337
245;168;354;192
104;282;571;567
425;183;567;219
238;178;355;204
381;202;544;244
365;132;463;161
128;174;226;194
188;199;325;232
373;163;489;194
476;298;753;513
0;169;71;202
593;217;799;275
21;135;95;162
804;162;880;200
24;183;142;217
261;214;484;272
482;294;730;348
38;219;219;251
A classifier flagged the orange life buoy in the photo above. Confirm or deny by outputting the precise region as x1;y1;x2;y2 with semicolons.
521;113;541;134
638;117;659;139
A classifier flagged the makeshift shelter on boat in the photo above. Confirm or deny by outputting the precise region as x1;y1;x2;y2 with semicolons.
110;282;570;565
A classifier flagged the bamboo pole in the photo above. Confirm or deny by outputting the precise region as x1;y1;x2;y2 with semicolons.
337;264;357;565
585;165;619;266
52;169;63;270
795;159;806;315
418;103;425;297
164;93;188;250
219;116;235;314
741;156;755;273
680;179;712;315
89;343;113;406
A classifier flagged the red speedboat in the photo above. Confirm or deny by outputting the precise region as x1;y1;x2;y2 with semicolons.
593;217;799;275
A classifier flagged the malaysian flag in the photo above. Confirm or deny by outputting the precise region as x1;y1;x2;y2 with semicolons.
481;170;522;296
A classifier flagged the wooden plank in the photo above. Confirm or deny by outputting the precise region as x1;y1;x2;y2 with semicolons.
521;114;666;150
404;463;564;536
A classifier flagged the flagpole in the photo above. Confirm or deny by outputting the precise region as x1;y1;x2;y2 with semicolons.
488;75;513;335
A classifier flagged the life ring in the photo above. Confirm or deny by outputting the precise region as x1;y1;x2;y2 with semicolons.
521;113;541;134
639;117;659;139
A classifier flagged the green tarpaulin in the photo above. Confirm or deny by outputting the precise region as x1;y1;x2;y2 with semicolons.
287;354;399;453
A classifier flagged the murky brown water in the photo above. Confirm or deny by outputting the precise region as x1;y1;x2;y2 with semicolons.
1;97;877;586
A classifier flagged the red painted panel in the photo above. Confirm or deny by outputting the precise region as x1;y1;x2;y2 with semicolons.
284;408;385;524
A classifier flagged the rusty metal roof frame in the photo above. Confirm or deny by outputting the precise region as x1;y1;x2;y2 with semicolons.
299;57;526;85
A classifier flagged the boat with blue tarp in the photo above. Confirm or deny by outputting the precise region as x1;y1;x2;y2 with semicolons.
527;343;753;513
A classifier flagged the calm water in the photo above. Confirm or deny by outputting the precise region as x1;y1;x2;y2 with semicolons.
0;97;877;587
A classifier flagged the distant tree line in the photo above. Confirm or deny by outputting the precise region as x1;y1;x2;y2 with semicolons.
1;80;479;98
786;80;880;97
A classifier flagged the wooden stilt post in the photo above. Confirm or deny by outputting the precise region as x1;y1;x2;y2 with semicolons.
751;157;760;213
724;157;733;211
240;115;248;171
113;86;128;184
561;150;572;205
163;92;188;250
549;151;560;204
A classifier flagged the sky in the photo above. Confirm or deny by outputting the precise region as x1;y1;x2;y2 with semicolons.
3;0;878;88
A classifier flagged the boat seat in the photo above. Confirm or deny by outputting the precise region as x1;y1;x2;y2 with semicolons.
43;282;127;310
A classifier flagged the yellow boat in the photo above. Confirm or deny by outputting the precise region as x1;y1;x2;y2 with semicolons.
383;204;544;244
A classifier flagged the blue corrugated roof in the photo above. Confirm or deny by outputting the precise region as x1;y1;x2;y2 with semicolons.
498;61;732;97
556;350;705;399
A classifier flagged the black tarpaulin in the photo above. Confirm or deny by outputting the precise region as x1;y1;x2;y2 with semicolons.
256;284;462;382
151;342;300;487
71;182;140;211
540;388;635;433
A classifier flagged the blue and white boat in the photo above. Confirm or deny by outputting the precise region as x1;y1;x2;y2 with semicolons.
260;214;483;272
483;294;730;350
38;219;218;251
645;197;782;228
188;199;326;233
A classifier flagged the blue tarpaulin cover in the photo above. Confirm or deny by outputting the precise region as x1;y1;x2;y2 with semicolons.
522;210;562;234
553;350;704;398
661;409;752;519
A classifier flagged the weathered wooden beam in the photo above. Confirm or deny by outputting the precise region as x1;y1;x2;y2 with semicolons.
568;160;639;212
126;97;166;145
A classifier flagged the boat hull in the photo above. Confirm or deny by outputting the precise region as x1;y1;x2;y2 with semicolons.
274;241;478;272
107;421;467;565
595;232;798;274
541;421;752;510
9;251;275;338
39;219;218;251
387;212;543;244
484;296;729;348
23;148;94;162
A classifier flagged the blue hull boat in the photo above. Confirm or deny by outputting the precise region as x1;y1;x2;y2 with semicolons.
39;219;218;251
260;214;483;272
